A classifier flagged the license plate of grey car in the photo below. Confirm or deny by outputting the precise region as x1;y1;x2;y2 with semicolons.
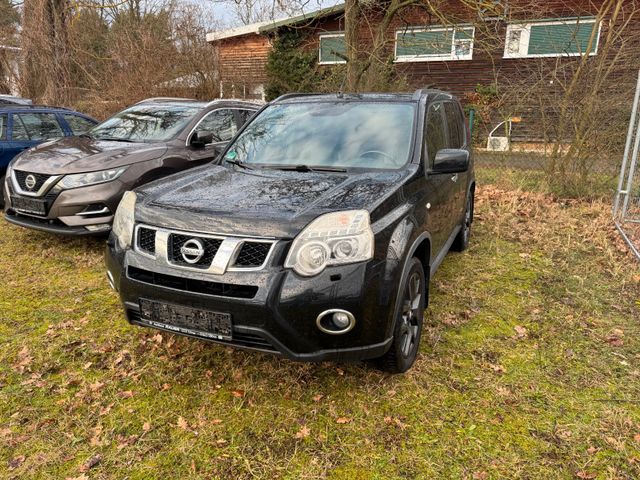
11;196;46;215
138;298;232;341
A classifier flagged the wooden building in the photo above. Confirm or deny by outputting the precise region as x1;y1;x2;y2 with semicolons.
207;1;639;141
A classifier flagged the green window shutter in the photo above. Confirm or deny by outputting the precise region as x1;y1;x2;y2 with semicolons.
454;27;474;42
397;29;453;57
528;20;597;55
320;35;346;63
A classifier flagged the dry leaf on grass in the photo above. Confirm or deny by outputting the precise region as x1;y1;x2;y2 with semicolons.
335;417;352;424
295;425;310;439
79;454;101;472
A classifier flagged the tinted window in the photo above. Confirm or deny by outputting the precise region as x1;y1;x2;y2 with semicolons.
225;102;415;170
90;104;202;142
0;114;6;140
444;102;464;148
194;109;237;143
64;114;96;135
237;109;255;125
425;103;447;167
14;113;63;141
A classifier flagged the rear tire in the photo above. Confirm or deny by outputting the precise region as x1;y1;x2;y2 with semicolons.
376;257;425;374
451;192;473;252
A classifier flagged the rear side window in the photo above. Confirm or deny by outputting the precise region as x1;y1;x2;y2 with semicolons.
63;114;95;135
13;113;64;141
195;109;237;143
0;114;7;140
425;102;447;167
444;102;465;148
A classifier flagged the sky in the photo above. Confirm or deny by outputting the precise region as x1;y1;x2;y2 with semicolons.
207;0;341;29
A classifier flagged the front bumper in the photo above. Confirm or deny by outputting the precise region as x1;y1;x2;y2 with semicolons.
3;176;123;235
106;235;398;362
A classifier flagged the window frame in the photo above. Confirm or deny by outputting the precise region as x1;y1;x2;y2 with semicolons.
318;32;347;65
0;113;7;141
503;17;600;59
395;25;475;63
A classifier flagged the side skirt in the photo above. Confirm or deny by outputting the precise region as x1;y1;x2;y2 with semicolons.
429;225;461;280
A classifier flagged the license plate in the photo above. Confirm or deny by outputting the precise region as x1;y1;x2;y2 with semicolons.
11;196;47;216
138;298;232;340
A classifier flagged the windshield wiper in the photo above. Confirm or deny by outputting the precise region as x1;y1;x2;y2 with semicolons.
225;158;254;170
266;164;347;173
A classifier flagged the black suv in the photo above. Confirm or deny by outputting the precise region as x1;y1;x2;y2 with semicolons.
105;90;475;373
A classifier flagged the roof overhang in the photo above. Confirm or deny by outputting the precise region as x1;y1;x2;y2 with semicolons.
206;3;345;43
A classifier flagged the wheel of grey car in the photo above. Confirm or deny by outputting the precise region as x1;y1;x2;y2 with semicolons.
452;192;473;252
376;257;425;373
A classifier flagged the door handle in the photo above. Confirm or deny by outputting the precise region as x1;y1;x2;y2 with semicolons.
451;173;458;182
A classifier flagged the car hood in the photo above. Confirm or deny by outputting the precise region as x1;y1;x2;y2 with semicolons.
136;164;413;238
11;136;168;174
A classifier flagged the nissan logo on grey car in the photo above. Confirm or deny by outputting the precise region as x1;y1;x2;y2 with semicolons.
24;174;37;190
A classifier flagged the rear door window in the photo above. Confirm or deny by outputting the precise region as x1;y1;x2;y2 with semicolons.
63;114;96;135
13;113;64;140
0;114;7;140
194;109;237;143
236;109;256;126
425;102;447;167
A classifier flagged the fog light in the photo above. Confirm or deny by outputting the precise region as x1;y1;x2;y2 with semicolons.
316;309;356;335
333;312;350;328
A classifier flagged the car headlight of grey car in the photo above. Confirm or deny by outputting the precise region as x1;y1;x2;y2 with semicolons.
57;166;128;190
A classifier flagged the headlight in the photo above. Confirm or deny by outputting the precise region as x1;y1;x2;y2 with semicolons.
112;191;136;250
57;167;127;190
284;210;374;277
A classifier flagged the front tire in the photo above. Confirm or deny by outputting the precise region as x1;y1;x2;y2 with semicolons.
376;257;426;373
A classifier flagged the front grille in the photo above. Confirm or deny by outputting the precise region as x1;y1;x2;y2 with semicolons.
14;170;52;192
127;308;277;352
235;242;271;267
127;266;258;299
169;233;222;268
137;227;156;255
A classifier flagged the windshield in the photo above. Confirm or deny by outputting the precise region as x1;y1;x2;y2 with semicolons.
224;101;416;170
89;104;202;142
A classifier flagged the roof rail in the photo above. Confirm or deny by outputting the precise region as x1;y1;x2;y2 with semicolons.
272;92;323;103
135;97;198;104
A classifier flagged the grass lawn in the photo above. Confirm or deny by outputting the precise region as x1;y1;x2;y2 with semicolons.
1;177;639;479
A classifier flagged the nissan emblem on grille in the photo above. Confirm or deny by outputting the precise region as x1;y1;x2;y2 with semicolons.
180;238;205;264
25;174;37;190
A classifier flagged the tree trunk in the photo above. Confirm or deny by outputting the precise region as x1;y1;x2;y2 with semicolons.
344;0;361;92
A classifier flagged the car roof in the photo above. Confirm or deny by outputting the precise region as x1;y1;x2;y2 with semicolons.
0;104;81;113
134;97;262;109
271;89;455;105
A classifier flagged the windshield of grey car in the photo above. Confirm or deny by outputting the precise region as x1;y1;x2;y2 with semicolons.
223;102;416;169
89;104;202;142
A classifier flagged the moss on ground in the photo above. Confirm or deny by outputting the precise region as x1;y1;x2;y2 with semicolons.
0;181;639;479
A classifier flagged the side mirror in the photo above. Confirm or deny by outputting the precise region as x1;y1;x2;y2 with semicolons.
432;149;469;173
190;131;214;148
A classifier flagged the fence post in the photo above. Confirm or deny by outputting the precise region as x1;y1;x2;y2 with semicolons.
614;69;640;217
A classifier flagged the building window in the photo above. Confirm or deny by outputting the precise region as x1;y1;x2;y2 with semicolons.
503;17;600;58
319;33;347;65
395;26;475;62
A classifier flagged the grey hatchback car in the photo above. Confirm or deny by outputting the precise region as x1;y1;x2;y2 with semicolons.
3;98;259;235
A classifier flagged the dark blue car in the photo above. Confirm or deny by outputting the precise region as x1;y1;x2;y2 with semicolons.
0;105;98;206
